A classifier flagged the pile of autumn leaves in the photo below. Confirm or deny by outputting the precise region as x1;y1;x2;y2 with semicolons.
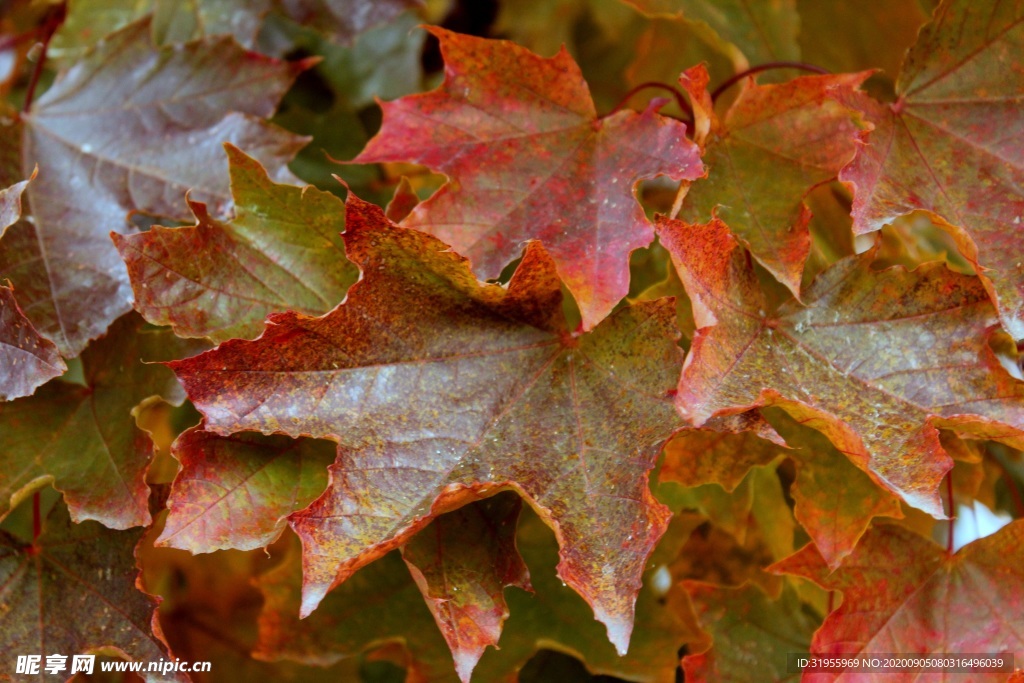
2;1;1024;681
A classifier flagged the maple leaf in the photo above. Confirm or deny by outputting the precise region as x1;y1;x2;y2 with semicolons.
114;145;356;343
0;283;65;401
681;582;818;682
658;215;1024;518
622;0;800;67
0;18;307;357
771;521;1024;682
352;27;703;330
839;0;1024;339
0;501;187;682
400;494;532;683
0;313;207;529
169;195;683;652
678;66;870;294
157;425;335;553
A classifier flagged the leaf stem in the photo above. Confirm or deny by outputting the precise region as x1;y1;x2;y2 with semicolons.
946;472;955;554
710;61;830;103
32;491;41;543
21;2;66;114
606;81;693;121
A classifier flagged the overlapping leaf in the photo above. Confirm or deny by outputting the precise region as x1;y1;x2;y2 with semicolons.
115;145;355;343
1;174;65;400
0;284;65;401
0;19;306;357
170;196;684;652
772;521;1024;681
401;494;532;683
0;501;186;682
658;215;1024;517
353;27;703;329
840;0;1024;339
157;426;335;553
679;67;869;294
0;314;206;528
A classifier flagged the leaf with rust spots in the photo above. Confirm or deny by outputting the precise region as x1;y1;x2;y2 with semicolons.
679;69;870;295
658;215;1024;518
157;426;335;553
771;521;1024;681
0;314;207;529
0;18;307;357
840;0;1024;340
115;146;355;343
169;196;684;653
681;582;818;682
255;535;460;682
352;27;704;330
0;284;65;401
401;494;531;683
0;501;187;682
622;0;800;67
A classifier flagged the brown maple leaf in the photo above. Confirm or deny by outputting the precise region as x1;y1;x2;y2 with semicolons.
170;195;684;653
